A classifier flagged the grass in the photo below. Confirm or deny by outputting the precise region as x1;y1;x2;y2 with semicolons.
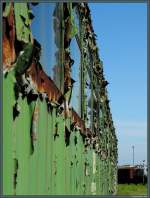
117;183;148;196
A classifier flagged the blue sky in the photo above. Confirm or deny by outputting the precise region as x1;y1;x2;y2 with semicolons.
89;3;147;165
30;3;147;166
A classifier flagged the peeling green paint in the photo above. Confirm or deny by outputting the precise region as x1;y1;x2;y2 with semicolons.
3;3;11;17
14;3;32;43
3;2;118;195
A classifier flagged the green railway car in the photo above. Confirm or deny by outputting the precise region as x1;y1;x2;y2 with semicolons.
3;2;118;195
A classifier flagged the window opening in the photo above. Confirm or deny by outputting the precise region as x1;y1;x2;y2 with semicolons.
70;37;81;115
30;3;62;90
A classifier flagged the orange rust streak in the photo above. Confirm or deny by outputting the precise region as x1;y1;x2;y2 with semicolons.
86;24;91;33
3;34;12;69
27;62;62;102
8;4;16;62
26;61;91;136
3;4;16;70
71;109;89;134
27;61;89;135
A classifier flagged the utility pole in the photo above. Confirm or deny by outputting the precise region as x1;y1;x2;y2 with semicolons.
132;145;134;166
142;160;145;184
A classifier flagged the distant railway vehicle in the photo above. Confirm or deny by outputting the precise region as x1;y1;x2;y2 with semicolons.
118;165;147;184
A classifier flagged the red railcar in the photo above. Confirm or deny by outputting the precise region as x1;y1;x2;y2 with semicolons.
118;165;145;184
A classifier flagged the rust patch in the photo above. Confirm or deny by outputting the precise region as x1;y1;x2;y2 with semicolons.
71;108;92;138
71;109;85;133
3;3;16;72
71;108;93;136
3;31;12;70
26;61;62;104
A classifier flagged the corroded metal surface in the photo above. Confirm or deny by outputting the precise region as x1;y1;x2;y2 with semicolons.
26;61;62;104
3;2;118;195
3;3;16;72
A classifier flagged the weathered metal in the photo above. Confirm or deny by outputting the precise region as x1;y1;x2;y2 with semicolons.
3;2;118;195
3;3;16;73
